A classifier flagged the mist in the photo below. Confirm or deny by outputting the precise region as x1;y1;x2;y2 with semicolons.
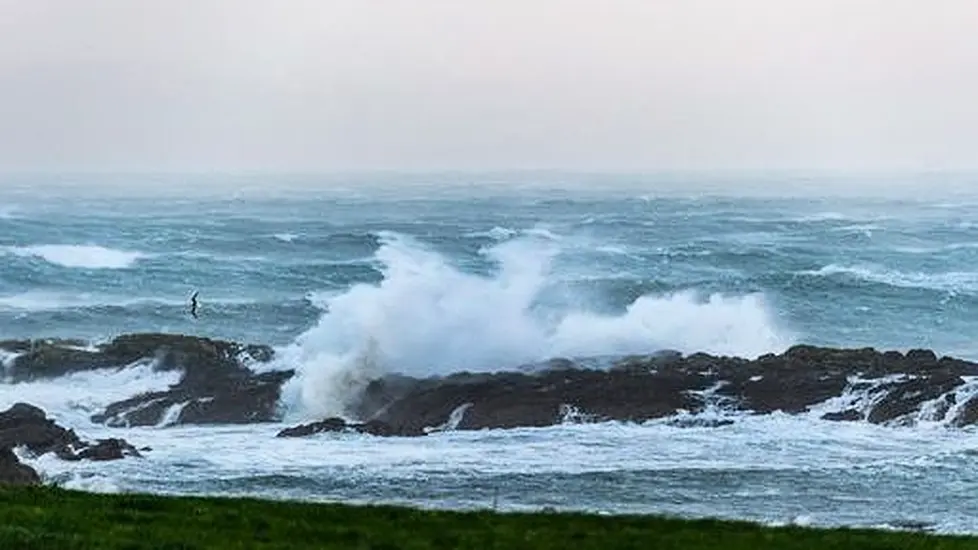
1;0;977;175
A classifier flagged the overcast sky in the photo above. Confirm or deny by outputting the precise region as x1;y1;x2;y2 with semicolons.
1;0;977;173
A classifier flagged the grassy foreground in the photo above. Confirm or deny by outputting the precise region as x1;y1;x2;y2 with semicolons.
0;487;976;550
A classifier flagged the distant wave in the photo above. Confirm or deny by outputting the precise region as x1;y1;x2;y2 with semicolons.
795;211;849;223
0;290;260;312
463;225;561;242
273;233;299;243
4;244;146;269
892;242;978;255
800;264;978;294
463;226;518;240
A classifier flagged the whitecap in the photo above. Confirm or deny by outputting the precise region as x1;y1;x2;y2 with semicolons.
800;264;978;294
4;244;146;269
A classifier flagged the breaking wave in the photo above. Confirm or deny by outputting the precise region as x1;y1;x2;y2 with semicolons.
5;244;146;269
270;231;795;421
801;264;978;294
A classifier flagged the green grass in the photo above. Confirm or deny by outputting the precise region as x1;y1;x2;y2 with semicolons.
0;486;975;550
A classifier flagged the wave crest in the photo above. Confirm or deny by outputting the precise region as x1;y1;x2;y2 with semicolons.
802;264;978;294
272;231;794;421
5;244;145;269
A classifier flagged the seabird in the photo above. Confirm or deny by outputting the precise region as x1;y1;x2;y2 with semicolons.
189;291;199;319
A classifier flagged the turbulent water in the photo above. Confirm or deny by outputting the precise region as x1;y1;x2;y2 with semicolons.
4;174;978;533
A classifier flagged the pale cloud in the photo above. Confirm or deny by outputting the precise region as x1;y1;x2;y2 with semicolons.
0;0;976;172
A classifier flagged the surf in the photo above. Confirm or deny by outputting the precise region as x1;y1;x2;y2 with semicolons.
268;230;795;422
4;244;147;269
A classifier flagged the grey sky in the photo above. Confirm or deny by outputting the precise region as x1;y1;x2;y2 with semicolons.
1;0;977;173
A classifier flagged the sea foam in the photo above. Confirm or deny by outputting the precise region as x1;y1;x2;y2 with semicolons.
269;231;794;421
5;244;146;269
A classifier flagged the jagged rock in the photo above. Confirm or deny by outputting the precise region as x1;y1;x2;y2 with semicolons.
13;331;978;436
92;368;294;427
821;409;863;421
48;333;298;427
282;343;978;438
68;438;142;461
1;333;276;383
665;417;735;428
951;396;978;427
0;447;40;486
0;403;140;462
866;374;963;424
0;403;83;456
276;417;411;438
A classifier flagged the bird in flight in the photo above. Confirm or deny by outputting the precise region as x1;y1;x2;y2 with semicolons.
189;291;199;319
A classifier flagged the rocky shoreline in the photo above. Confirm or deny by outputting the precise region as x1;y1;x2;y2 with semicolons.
4;332;978;482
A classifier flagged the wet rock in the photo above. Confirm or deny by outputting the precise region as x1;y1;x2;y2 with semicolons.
0;403;140;462
1;332;276;383
16;331;978;434
865;374;963;424
950;395;978;427
821;409;863;422
282;342;978;437
0;447;40;486
0;403;83;456
70;438;142;461
277;417;347;437
92;369;293;427
664;417;735;428
276;417;410;438
84;334;293;427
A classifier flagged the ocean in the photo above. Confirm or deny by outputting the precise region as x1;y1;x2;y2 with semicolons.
4;173;978;534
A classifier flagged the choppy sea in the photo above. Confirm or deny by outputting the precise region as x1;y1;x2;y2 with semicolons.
4;173;978;534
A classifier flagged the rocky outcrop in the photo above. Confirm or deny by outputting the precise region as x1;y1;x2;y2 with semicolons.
81;334;292;427
11;332;978;437
0;403;141;461
1;333;275;382
0;332;294;428
276;417;409;438
279;344;978;438
0;447;40;486
92;369;294;427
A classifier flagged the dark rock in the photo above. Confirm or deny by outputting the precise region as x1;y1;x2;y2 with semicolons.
277;417;347;437
281;342;978;437
951;396;978;427
822;409;863;422
0;447;40;486
0;403;140;462
81;334;292;427
0;403;83;456
72;438;142;461
866;374;963;424
906;349;938;365
665;417;735;428
2;332;277;383
93;368;294;427
15;331;978;436
276;417;411;438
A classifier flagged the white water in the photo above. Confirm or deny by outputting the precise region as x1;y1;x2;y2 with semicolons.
3;319;978;533
268;232;794;421
5;244;146;269
802;264;978;294
7;362;978;535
